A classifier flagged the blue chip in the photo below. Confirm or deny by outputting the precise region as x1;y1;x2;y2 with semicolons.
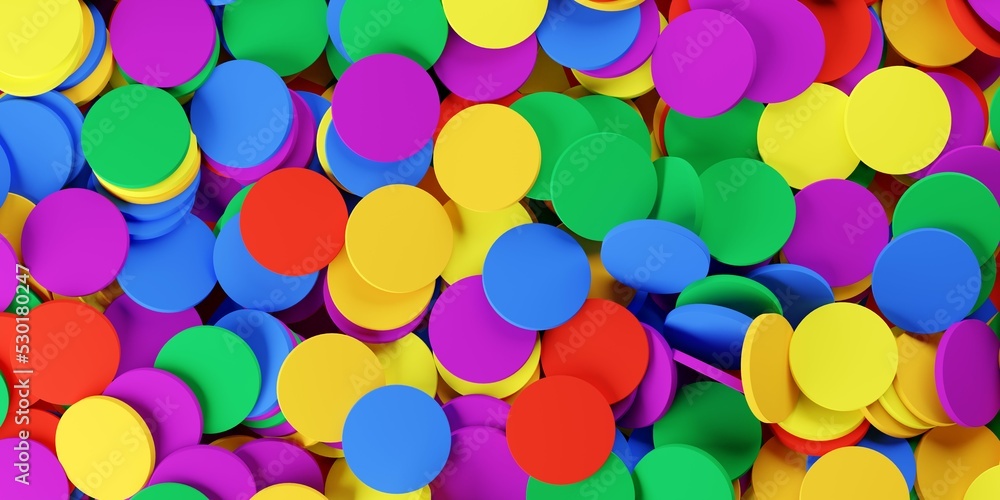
747;264;835;327
0;139;10;203
601;219;710;294
483;223;591;330
872;228;981;334
125;197;195;241
190;60;293;167
95;171;201;222
0;99;73;202
536;0;642;71
327;0;354;63
57;1;108;91
118;214;217;313
612;428;637;471
343;385;451;494
805;429;916;490
0;91;85;181
295;90;331;175
325;119;432;196
215;309;294;418
968;299;997;322
214;213;318;312
625;426;655;472
663;304;752;364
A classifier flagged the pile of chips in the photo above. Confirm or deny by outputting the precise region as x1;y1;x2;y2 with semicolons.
0;0;999;498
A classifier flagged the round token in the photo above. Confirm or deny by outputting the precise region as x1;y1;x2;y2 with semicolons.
652;9;756;118
345;185;452;294
551;133;658;240
617;323;678;429
969;0;1000;30
234;439;324;491
536;0;642;71
0;0;83;95
698;159;795;266
343;385;450;494
215;310;296;418
0;99;73;202
541;299;650;404
757;84;858;188
936;319;1000;427
578;94;652;156
860;400;926;439
98;131;200;204
783;179;889;287
570;57;656;99
241;169;348;276
746;264;835;327
844;66;952;175
323;278;429;344
147;445;257;500
0;437;67;499
56;395;155;499
691;0;824;103
676;274;783;318
854;430;918;491
214;213;319;312
799;0;871;82
190;60;293;168
434;31;537;101
332;55;439;162
871;228;981;334
0;90;86;180
133;483;209;500
893;334;953;427
650;156;704;232
527;451;634;499
277;334;384;443
118;214;216;313
442;0;546;49
252;483;325;500
58;2;108;91
430;275;537;384
323;119;433;197
663;100;764;174
110;0;216;87
878;381;936;431
83;85;190;188
789;303;896;411
926;145;1000;202
776;395;866;443
366;334;438;397
340;0;448;68
742;314;799;423
509;92;598;200
800;446;908;499
920;72;988;177
102;368;203;462
601;219;709;295
915;426;1000;500
154;325;261;434
431;426;528;498
751;437;807;500
966;465;1000;500
325;458;430;499
442;394;511;432
829;8;885;94
435;338;541;399
223;0;327;76
662;304;753;364
892;173;1000;265
882;0;975;67
326;249;434;331
653;381;761;480
482;223;590;330
105;294;201;376
434;104;541;211
579;0;659;79
0;237;15;308
441;200;533;284
633;444;733;500
507;376;616;485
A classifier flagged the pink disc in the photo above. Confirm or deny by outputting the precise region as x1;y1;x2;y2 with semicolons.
21;188;129;296
580;0;660;79
442;394;510;433
105;294;202;377
926;145;1000;202
618;324;678;428
911;72;987;179
148;445;257;500
233;438;324;491
936;319;1000;427
0;438;67;499
433;31;537;102
430;427;528;499
0;236;15;309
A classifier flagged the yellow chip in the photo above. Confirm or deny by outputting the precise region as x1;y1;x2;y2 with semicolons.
877;381;936;431
209;435;256;452
844;66;951;175
789;303;897;411
831;274;871;301
0;193;35;261
965;465;1000;500
915;426;1000;500
574;0;644;11
750;437;807;500
61;36;112;105
325;458;432;499
800;446;909;499
252;483;326;500
441;0;546;50
860;399;927;439
307;441;345;459
572;57;654;100
519;48;572;95
0;0;85;96
434;104;541;212
345;185;454;294
503;362;541;405
276;334;385;443
55;395;155;500
441;200;533;284
776;394;865;442
365;333;438;397
757;83;858;189
893;333;953;427
435;337;541;399
882;0;975;67
326;250;434;331
741;314;800;423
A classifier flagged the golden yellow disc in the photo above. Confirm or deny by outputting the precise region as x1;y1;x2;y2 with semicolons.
561;225;636;307
74;0;95;72
306;441;344;459
502;362;541;405
441;0;546;50
563;85;592;99
742;314;799;423
965;465;1000;500
756;83;858;189
435;337;541;398
844;66;951;175
326;249;434;331
831;274;871;301
345;185;454;294
0;193;35;261
573;0;644;11
436;373;462;405
55;395;155;500
316;109;343;188
276;334;385;443
777;394;865;441
441;200;532;284
325;459;432;499
365;333;438;397
915;425;1000;500
519;48;572;95
750;437;807;500
893;333;953;427
62;38;113;105
0;0;85;96
572;57;654;100
800;446;909;499
882;0;975;67
252;483;326;500
877;381;936;431
860;399;927;439
209;435;256;452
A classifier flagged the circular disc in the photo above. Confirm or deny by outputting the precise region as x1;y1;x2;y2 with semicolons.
800;446;909;499
104;295;201;376
617;323;678;429
742;314;799;423
0;99;73;201
894;334;953;427
882;0;975;67
365;334;438;397
233;439;324;491
914;426;1000;500
527;452;634;499
441;0;546;49
799;0;871;82
340;0;448;68
0;438;68;499
133;483;208;500
751;437;807;500
326;249;434;331
434;31;537;101
966;466;1000;500
440;200;533;284
936;319;1000;427
632;444;733;500
536;0;642;71
214;310;296;419
222;0;328;76
746;264;835;327
0;0;83;92
441;394;511;432
601;219;710;294
663;99;764;174
675;274;783;318
431;426;528;498
776;395;866;443
926;145;1000;203
147;445;256;500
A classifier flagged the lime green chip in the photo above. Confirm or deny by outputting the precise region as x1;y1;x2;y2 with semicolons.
340;0;448;69
677;274;783;318
651;156;704;233
663;100;763;174
223;0;329;76
632;444;733;500
527;453;634;499
577;95;652;157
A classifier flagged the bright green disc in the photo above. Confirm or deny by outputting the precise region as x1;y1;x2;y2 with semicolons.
527;452;634;499
892;172;1000;264
632;444;733;500
154;325;261;434
652;382;761;480
4;287;41;313
83;85;190;189
698;158;795;266
847;162;877;188
0;371;8;423
651;156;704;233
551;133;658;241
663;100;764;174
340;0;448;69
241;409;287;429
213;184;253;237
512;92;599;200
223;0;329;76
577;95;652;157
326;40;350;79
132;483;208;500
676;274;783;317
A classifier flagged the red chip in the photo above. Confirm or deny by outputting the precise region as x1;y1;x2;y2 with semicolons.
770;420;870;457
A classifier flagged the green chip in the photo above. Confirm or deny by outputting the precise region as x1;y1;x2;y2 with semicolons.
0;371;8;423
132;483;208;500
340;0;448;69
83;85;190;189
528;453;634;499
651;156;704;233
213;184;254;237
847;162;877;188
632;444;733;500
326;40;350;79
577;95;652;157
975;257;996;313
223;0;329;76
699;158;795;266
241;409;287;429
4;287;41;313
677;274;783;318
663;99;763;174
